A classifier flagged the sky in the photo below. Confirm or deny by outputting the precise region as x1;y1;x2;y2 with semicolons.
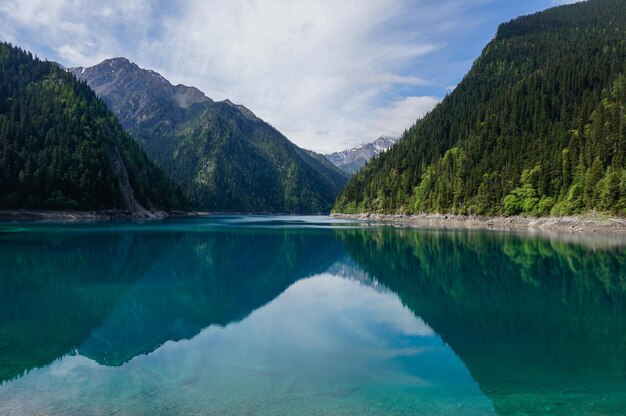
0;0;584;153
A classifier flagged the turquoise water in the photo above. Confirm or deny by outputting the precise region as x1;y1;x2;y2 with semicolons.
1;216;625;415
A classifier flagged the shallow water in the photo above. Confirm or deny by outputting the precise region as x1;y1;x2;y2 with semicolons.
1;216;625;415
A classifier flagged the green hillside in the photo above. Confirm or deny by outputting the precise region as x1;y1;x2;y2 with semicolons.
0;43;186;212
149;101;349;213
334;0;626;217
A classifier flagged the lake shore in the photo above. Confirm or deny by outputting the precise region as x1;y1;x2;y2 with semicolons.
0;209;201;222
0;210;339;223
332;212;626;235
5;210;626;234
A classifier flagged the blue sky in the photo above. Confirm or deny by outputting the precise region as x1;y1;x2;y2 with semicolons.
0;0;583;152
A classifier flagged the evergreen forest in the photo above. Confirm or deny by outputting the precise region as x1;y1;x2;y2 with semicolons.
0;43;186;211
334;0;626;217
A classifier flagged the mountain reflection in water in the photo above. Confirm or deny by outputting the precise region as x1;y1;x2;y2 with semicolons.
0;216;625;415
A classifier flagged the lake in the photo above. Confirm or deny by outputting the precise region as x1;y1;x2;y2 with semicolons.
1;215;625;415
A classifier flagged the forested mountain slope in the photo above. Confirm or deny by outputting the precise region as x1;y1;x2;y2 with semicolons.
71;59;348;213
334;0;626;216
0;43;185;212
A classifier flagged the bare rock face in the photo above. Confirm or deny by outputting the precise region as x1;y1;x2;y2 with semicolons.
107;144;157;218
325;136;398;174
70;58;212;130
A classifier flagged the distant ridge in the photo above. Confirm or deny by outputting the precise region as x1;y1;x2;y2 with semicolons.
326;136;398;174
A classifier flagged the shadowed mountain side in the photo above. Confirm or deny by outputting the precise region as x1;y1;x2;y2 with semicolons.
0;229;178;384
78;228;345;366
338;229;626;415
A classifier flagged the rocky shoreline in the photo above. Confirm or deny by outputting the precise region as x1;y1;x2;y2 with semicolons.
0;209;199;222
0;210;331;223
332;212;626;235
4;210;626;235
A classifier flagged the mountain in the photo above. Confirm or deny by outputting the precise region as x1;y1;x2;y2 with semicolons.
70;59;349;213
0;43;186;213
334;0;626;217
326;136;397;174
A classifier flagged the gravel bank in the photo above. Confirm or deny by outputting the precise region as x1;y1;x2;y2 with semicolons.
332;213;626;235
0;209;187;222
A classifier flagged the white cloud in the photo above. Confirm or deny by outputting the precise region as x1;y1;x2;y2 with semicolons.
0;0;565;152
147;0;443;152
0;0;154;64
0;0;448;152
371;96;439;136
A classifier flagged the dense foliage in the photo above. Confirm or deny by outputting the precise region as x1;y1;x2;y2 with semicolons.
334;0;626;216
140;102;349;213
0;43;186;210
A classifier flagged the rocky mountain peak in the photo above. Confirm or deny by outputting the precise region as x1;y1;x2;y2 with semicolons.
69;58;213;128
325;136;398;174
220;99;258;121
104;57;133;66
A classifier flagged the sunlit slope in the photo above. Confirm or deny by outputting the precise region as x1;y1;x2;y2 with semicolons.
334;0;626;217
